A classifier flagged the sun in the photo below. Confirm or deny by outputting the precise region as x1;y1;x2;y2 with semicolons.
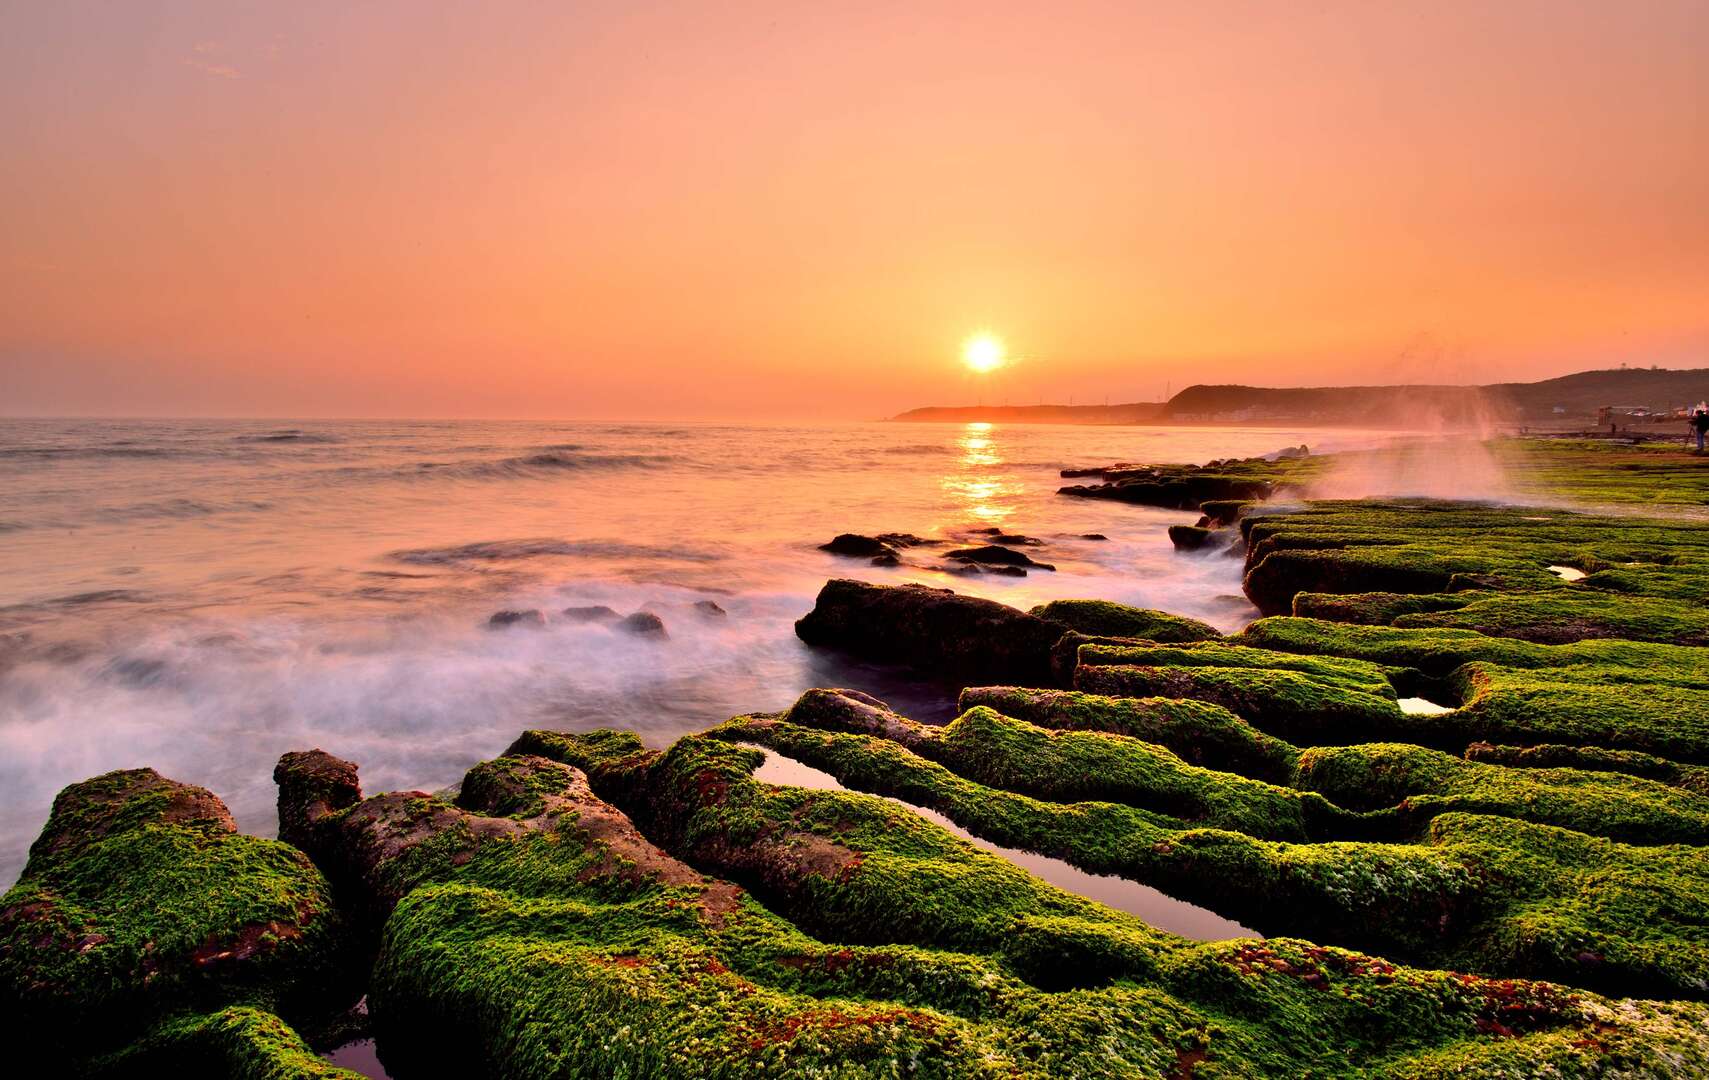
961;333;1006;374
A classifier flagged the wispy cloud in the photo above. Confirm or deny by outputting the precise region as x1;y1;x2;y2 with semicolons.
184;40;239;79
183;58;240;78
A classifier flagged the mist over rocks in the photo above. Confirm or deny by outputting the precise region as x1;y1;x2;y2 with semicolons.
487;608;546;629
616;611;668;637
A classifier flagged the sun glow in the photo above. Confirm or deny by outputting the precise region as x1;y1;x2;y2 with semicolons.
961;333;1006;374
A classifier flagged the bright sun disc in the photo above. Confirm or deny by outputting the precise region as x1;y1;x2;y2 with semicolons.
962;334;1006;373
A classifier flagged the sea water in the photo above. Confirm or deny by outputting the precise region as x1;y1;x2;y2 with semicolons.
0;417;1389;885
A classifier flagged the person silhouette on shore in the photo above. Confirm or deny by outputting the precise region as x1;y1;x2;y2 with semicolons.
1692;408;1709;453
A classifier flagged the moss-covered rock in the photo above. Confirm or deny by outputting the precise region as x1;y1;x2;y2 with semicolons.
0;768;352;1063
1028;599;1221;642
89;1006;364;1079
959;686;1298;783
711;700;1709;1000
1239;497;1709;642
1058;464;1280;510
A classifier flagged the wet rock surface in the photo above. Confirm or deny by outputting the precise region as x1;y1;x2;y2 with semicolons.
794;578;1070;687
942;544;1056;570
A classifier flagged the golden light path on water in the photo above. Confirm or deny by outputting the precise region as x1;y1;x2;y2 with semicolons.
942;422;1025;523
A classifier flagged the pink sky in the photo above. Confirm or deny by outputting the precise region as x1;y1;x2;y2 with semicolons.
2;1;1705;419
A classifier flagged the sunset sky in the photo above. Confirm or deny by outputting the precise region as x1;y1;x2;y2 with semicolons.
2;1;1705;419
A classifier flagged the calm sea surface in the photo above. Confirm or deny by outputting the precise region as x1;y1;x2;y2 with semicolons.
0;418;1390;884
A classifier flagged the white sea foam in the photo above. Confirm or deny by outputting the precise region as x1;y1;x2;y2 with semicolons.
0;417;1402;884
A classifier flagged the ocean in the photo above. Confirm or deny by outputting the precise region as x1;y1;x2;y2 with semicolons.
0;417;1390;885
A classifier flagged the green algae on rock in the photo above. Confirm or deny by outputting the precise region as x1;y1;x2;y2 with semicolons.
0;768;353;1070
504;726;1709;1074
1028;599;1221;643
89;1006;365;1080
711;692;1709;1001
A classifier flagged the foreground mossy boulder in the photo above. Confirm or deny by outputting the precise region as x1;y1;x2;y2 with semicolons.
0;768;355;1074
223;730;1709;1075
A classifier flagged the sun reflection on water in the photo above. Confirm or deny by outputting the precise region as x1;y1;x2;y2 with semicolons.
943;422;1022;522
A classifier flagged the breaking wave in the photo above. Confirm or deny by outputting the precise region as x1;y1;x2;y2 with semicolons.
233;430;342;444
388;537;725;566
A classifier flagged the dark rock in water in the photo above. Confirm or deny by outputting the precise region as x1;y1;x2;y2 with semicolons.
617;611;667;637
1197;499;1252;527
1079;533;1109;541
794;578;1068;686
967;526;1003;535
878;532;941;548
943;545;1055;571
691;600;728;618
939;562;982;576
819;533;898;558
986;565;1028;577
488;609;545;629
870;553;901;566
562;604;620;623
1058;472;1273;511
1169;524;1217;550
989;533;1042;546
2;768;352;1059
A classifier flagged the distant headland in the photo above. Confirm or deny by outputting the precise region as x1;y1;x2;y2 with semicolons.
893;366;1709;427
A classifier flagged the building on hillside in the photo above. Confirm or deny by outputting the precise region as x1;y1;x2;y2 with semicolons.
1596;405;1652;427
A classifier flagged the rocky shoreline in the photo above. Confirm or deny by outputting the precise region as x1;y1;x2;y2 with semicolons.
6;437;1709;1077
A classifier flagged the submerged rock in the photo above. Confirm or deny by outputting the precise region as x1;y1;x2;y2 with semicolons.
869;553;900;567
795;578;1068;686
1;768;352;1062
878;532;941;548
487;608;545;629
943;545;1056;571
691;599;728;618
1078;532;1109;541
561;604;620;623
616;611;667;637
1168;524;1217;550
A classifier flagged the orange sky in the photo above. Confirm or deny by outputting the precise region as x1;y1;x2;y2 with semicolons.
2;1;1705;419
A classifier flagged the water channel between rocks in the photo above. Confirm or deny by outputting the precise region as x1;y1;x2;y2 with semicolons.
741;742;1260;942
